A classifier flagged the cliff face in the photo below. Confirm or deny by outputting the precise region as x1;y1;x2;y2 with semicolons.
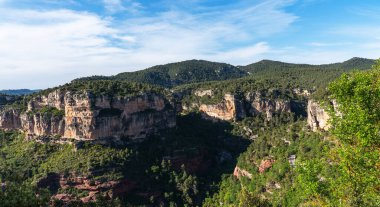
307;100;331;132
199;94;246;121
245;92;291;120
195;92;292;121
0;90;176;141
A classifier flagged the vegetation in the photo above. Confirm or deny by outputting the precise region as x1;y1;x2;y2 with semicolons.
0;57;379;206
0;114;249;206
4;80;169;113
75;60;247;88
73;58;374;89
203;60;380;207
0;89;40;96
295;66;380;206
204;118;331;206
28;106;65;118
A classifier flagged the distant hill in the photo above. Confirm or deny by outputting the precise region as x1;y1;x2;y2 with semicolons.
0;89;40;95
74;57;375;88
74;60;248;87
242;57;375;74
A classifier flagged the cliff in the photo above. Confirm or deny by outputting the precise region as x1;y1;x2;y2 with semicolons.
199;94;246;121
194;91;292;121
307;100;330;131
245;92;291;120
0;89;176;142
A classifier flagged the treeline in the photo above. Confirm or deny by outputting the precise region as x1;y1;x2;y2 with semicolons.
72;58;374;89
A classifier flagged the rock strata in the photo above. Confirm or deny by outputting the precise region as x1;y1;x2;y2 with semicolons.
199;94;245;121
307;100;331;132
0;90;176;141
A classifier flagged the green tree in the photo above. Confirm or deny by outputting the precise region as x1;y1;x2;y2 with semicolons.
327;64;380;206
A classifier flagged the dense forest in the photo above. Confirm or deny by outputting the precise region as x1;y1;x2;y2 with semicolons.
0;58;379;206
73;58;374;89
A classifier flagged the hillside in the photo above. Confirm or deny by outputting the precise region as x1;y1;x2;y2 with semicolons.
75;60;248;88
73;58;374;89
0;89;40;95
243;57;375;73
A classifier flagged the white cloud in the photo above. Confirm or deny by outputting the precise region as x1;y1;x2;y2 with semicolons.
0;9;127;89
103;0;142;14
0;0;297;89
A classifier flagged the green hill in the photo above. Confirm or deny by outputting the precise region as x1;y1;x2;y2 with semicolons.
75;60;247;88
243;57;375;74
0;89;40;96
74;58;374;89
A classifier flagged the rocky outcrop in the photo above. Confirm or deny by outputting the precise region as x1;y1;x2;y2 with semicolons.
245;92;291;120
292;88;311;97
233;166;252;179
259;159;275;173
187;91;294;121
194;89;213;97
307;100;331;132
199;94;245;121
0;90;176;142
38;173;135;203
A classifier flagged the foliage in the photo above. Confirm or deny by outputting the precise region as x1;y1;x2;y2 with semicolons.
29;106;65;118
42;80;168;97
0;182;50;207
0;89;40;96
76;60;247;88
73;58;374;89
203;116;331;206
0;57;378;206
326;68;380;206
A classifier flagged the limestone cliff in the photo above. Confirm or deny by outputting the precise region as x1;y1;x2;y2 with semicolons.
307;100;330;132
245;92;291;120
199;94;245;121
0;90;176;141
191;91;293;121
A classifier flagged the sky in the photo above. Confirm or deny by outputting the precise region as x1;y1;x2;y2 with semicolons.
0;0;379;89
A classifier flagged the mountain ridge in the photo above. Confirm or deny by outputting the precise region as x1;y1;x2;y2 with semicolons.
73;57;375;88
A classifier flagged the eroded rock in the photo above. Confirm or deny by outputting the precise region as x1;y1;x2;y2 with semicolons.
0;90;176;142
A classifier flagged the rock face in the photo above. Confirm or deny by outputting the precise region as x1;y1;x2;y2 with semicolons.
0;90;176;141
199;94;245;121
38;173;135;203
307;100;330;132
194;89;213;97
233;166;252;179
259;159;275;173
194;91;293;121
245;92;291;120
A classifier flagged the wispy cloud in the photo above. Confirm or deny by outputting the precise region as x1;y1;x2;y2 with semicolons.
309;42;352;47
0;0;297;89
103;0;142;14
349;6;380;19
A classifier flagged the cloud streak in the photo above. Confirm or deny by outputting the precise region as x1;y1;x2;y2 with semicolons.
103;0;142;14
0;0;297;89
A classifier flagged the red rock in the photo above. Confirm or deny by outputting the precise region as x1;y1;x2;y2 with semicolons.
259;159;275;173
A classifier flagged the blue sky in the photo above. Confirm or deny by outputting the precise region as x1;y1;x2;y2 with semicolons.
0;0;379;89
